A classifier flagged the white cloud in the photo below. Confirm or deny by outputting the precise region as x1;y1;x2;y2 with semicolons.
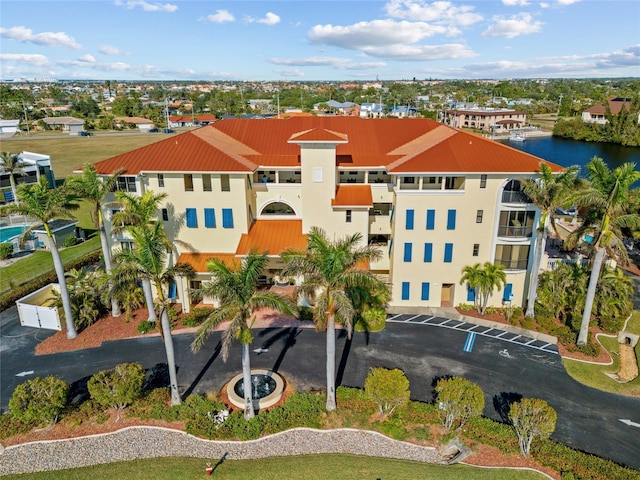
78;55;96;63
0;53;50;67
482;13;543;38
384;0;483;26
114;0;178;13
557;0;580;5
0;26;81;49
502;0;530;5
245;12;281;25
363;43;476;61
540;2;550;8
207;10;234;23
269;56;387;70
275;68;305;78
99;45;126;55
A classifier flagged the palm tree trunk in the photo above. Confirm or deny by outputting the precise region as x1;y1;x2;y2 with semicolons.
160;306;181;405
242;343;255;419
99;224;121;318
326;315;337;412
577;246;605;345
9;175;18;205
525;229;546;318
49;234;77;339
142;278;157;322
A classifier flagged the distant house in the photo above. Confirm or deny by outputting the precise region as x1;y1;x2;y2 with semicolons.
443;108;527;133
313;100;358;115
115;116;154;132
0;119;20;139
37;116;84;134
169;115;217;127
359;103;386;118
389;106;419;118
581;97;633;125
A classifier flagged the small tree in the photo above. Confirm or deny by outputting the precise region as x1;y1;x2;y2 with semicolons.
435;377;485;430
9;376;69;425
87;362;146;410
364;367;410;419
509;397;557;457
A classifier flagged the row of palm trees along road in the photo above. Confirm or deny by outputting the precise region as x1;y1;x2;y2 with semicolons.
0;155;638;421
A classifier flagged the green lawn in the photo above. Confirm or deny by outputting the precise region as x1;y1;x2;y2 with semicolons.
2;454;547;480
0;236;101;294
2;133;175;180
563;328;640;397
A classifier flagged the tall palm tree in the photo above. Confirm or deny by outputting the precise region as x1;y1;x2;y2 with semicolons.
461;262;507;314
281;227;387;412
520;162;580;318
190;250;297;420
1;151;26;204
113;221;194;405
1;178;79;338
111;190;168;322
568;158;640;345
66;164;124;317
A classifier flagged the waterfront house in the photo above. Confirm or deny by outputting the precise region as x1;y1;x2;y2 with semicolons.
581;97;633;125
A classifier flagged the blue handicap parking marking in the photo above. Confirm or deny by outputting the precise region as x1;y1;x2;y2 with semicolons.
463;332;477;352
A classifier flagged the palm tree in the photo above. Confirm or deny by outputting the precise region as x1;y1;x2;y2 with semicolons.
520;163;580;318
191;250;297;420
113;222;194;405
0;151;26;204
65;164;124;317
111;190;168;322
461;262;507;314
1;178;79;338
568;158;640;345
281;227;387;412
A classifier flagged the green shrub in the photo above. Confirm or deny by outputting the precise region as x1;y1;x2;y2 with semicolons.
0;242;13;260
364;367;410;419
87;363;146;409
354;307;386;332
0;413;36;439
9;376;69;425
215;410;265;440
567;340;600;357
64;399;107;427
263;392;324;434
182;394;229;439
600;316;625;334
336;386;377;415
457;303;475;312
462;416;519;454
509;398;557;458
397;400;439;425
182;306;215;327
127;388;178;421
435;377;484;430
298;306;314;322
63;235;78;247
520;316;535;331
376;416;408;440
137;320;156;334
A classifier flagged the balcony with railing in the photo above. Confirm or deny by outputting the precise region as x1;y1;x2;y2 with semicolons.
497;224;534;237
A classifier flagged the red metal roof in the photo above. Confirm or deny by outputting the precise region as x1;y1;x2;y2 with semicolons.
93;117;562;175
235;220;307;256
332;185;373;207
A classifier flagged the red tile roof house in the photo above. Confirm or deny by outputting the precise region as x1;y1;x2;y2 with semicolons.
91;117;562;312
581;97;634;125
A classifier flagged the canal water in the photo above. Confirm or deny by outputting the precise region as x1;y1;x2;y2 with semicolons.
496;136;640;174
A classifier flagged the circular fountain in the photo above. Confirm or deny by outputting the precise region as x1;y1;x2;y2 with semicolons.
226;369;284;410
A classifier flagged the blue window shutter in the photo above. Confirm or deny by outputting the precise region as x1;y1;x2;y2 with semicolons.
444;243;453;263
421;282;430;300
406;209;414;230
168;280;177;299
186;208;197;228
467;284;476;302
423;243;433;262
503;283;513;302
403;242;412;262
426;209;435;230
447;209;456;230
204;208;216;228
222;208;234;228
401;282;410;300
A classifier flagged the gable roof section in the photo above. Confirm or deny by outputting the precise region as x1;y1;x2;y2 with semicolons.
235;220;307;256
585;98;631;116
92;117;562;176
331;185;373;207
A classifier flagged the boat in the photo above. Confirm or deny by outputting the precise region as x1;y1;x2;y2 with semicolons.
509;133;526;142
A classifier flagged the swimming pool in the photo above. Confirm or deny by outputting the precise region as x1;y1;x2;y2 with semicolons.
0;225;28;243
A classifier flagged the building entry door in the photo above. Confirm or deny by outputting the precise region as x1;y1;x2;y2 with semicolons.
441;284;454;307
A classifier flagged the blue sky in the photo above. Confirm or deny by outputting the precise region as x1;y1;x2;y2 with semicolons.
1;0;639;81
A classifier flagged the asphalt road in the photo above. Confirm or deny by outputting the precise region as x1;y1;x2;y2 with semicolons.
1;307;639;470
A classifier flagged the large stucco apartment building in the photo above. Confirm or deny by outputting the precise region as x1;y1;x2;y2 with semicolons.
93;117;562;313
